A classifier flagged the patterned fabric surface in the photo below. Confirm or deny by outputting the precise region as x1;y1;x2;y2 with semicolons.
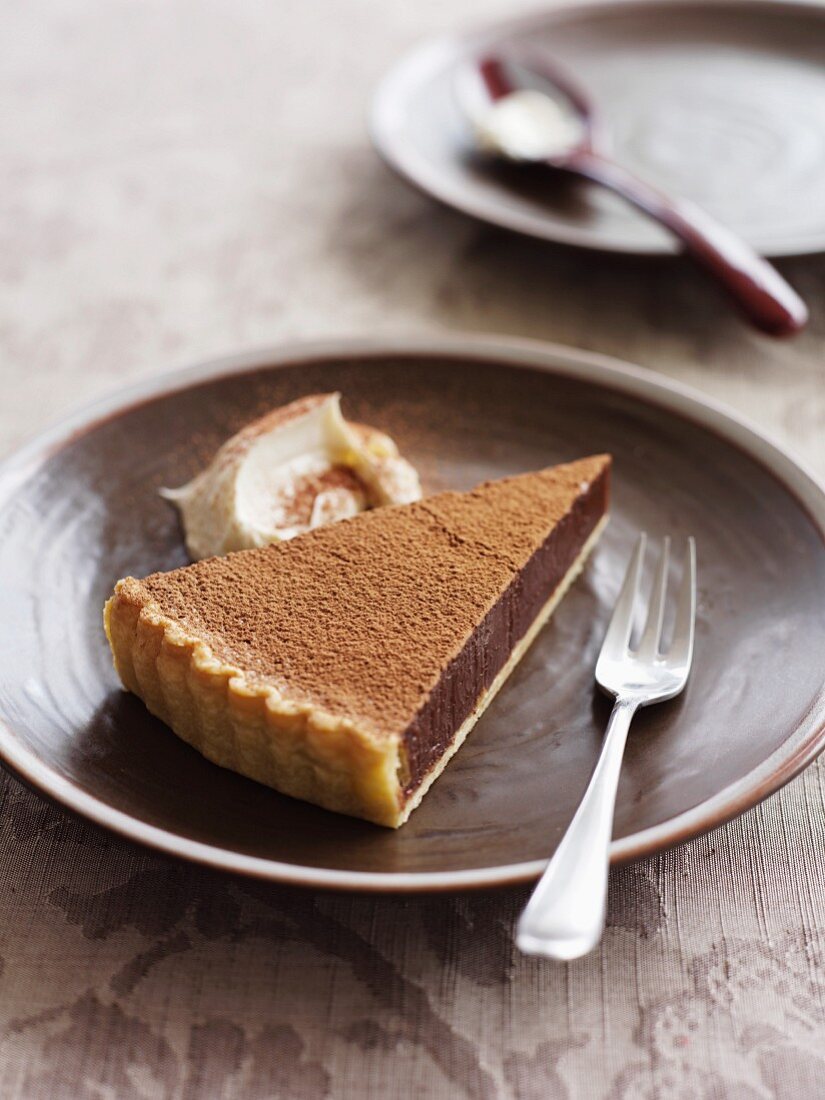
1;1;824;1097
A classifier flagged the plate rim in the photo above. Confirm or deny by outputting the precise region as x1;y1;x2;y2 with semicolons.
0;332;824;892
369;0;825;258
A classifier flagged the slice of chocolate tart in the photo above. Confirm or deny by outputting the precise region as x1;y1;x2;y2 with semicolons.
104;455;610;827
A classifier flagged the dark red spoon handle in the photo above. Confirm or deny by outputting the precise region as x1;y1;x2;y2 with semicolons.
565;149;808;337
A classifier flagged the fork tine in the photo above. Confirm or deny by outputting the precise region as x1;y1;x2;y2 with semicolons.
637;537;671;658
601;533;646;657
666;538;696;670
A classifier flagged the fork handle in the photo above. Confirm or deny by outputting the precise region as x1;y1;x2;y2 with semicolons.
516;697;638;960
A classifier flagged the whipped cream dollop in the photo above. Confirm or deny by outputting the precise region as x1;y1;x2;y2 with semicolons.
162;393;422;560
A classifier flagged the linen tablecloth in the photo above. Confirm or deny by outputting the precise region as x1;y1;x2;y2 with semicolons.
2;1;824;1096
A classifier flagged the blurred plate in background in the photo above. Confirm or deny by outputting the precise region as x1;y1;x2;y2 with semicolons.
371;0;825;256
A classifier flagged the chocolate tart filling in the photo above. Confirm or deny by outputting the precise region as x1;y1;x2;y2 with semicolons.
400;463;610;796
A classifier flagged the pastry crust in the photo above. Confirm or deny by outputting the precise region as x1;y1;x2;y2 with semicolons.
105;588;404;826
103;515;607;828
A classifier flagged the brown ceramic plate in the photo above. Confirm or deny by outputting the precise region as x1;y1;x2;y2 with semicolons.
370;0;825;256
0;336;824;892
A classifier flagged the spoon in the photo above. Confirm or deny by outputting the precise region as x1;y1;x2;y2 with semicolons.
456;53;808;337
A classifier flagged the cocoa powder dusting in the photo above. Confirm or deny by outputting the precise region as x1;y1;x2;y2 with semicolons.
268;464;365;527
126;456;610;739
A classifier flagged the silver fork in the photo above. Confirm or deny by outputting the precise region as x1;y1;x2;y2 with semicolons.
516;533;697;961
